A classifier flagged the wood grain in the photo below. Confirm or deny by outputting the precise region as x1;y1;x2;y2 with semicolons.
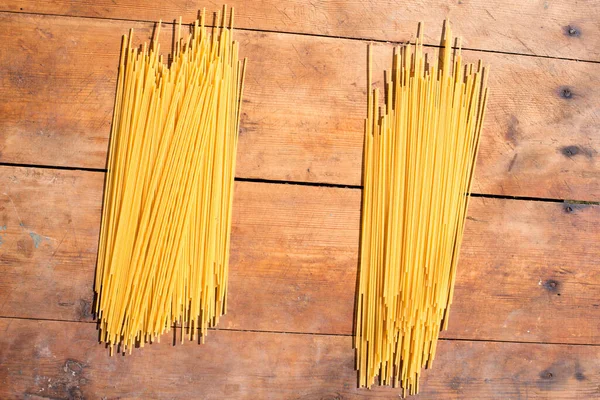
1;13;599;200
1;3;599;399
0;167;100;323
1;166;599;344
0;318;599;399
1;0;599;61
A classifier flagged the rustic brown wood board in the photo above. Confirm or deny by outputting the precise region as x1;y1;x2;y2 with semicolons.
2;13;600;200
0;1;598;398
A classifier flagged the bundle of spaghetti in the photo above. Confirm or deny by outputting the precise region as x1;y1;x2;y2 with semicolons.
354;21;489;395
95;5;247;354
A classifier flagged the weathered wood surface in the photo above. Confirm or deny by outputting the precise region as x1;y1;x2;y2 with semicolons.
1;166;599;344
2;0;599;61
1;318;599;400
1;13;599;200
2;2;600;397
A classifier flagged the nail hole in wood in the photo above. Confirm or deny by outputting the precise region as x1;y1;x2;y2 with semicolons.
566;25;581;37
561;145;580;158
540;370;554;379
543;279;559;292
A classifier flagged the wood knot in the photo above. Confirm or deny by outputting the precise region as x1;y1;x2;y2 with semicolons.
566;25;581;37
560;87;572;99
77;299;93;320
449;376;462;390
540;370;553;380
562;145;579;157
64;359;85;376
543;279;560;294
559;145;595;160
68;386;84;400
562;202;591;214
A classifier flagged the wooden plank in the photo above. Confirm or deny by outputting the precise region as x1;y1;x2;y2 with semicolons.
1;166;599;344
1;14;599;200
0;168;100;323
2;0;599;61
0;318;598;399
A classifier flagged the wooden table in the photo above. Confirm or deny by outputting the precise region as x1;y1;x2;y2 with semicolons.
1;1;599;398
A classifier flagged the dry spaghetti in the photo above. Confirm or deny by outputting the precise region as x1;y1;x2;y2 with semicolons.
354;21;489;395
95;5;246;354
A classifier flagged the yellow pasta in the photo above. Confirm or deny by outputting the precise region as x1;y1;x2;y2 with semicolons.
355;21;489;395
95;5;247;354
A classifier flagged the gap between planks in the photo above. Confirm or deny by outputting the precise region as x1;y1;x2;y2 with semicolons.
1;9;600;65
0;162;598;205
1;314;599;349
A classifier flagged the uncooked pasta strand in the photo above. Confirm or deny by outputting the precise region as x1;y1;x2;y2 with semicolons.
355;20;489;395
95;6;247;354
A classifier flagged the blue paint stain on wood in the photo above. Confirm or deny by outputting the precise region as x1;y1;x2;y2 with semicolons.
0;225;6;247
29;232;43;248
